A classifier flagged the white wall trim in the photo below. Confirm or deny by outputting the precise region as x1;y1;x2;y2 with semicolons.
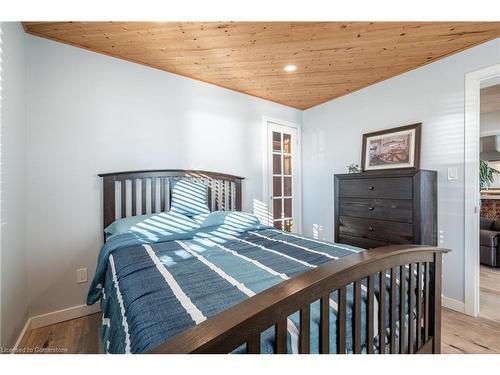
30;303;101;329
261;116;303;233
11;304;101;352
442;295;466;314
464;63;500;317
12;319;32;353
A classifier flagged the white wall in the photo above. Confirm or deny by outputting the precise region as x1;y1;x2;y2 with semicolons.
302;38;500;304
0;22;29;348
25;35;302;316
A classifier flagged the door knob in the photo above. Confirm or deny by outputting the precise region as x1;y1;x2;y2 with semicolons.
368;185;374;190
368;227;374;231
368;206;374;211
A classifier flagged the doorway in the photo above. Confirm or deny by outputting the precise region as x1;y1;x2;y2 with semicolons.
264;118;301;234
478;82;500;323
464;63;500;317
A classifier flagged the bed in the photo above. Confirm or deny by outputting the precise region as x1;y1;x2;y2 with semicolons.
88;169;448;354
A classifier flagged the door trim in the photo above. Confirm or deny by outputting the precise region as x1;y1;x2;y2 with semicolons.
464;63;500;317
262;116;302;234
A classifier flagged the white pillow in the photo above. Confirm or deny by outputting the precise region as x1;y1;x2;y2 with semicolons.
105;212;200;238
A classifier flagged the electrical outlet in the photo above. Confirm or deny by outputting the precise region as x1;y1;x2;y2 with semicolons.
76;268;88;284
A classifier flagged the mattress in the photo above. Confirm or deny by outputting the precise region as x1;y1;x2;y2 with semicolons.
88;218;412;354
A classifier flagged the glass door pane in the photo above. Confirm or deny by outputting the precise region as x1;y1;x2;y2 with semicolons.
271;129;293;232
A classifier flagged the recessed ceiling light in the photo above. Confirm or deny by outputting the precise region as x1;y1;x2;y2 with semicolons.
284;64;297;72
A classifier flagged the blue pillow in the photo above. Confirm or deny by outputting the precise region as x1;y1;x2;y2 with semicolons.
193;211;261;229
105;212;200;238
170;180;210;216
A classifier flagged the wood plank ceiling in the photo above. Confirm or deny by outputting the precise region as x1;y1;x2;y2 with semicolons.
23;22;500;109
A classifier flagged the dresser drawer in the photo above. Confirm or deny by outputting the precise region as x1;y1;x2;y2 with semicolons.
339;197;413;223
338;216;413;244
338;234;389;250
338;177;412;199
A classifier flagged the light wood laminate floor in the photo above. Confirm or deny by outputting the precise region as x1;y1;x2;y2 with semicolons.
480;265;500;323
19;308;500;354
442;308;500;353
19;313;102;354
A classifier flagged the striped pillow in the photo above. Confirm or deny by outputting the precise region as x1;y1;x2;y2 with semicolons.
170;179;210;216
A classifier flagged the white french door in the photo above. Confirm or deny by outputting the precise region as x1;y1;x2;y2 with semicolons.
266;121;300;233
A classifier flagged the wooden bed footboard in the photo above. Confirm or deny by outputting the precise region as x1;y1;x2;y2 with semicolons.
148;244;449;354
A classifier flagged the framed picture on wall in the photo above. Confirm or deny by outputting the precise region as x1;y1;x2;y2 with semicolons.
361;123;421;171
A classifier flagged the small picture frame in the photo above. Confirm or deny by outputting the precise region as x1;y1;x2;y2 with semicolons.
361;123;421;171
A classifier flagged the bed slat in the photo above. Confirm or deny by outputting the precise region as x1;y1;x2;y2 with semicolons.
430;255;442;353
416;262;423;349
121;181;126;218
379;270;386;354
151;177;156;213
231;182;236;210
235;179;242;211
408;263;416;353
275;319;287;354
166;178;171;211
367;275;374;353
212;180;217;211
399;265;406;354
246;334;260;354
218;180;223;211
320;294;330;353
224;181;228;210
353;281;362;354
299;305;310;354
390;267;397;354
102;177;115;234
129;179;135;215
160;177;165;212
141;178;147;214
337;286;346;354
424;262;430;342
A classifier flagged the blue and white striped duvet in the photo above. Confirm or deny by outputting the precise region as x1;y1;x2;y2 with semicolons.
88;216;404;354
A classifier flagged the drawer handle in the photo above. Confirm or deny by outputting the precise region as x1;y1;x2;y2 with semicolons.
368;206;374;211
368;185;374;190
368;227;374;231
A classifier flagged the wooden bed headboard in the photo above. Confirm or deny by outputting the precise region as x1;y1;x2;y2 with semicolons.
98;169;244;230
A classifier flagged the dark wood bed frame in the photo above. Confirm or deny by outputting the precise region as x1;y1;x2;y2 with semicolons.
99;169;449;354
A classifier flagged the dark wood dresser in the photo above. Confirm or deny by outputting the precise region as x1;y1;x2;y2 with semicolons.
334;169;437;249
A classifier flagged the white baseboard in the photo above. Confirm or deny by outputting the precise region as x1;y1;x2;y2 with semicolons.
12;304;101;352
442;295;466;313
12;318;33;352
30;304;101;329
